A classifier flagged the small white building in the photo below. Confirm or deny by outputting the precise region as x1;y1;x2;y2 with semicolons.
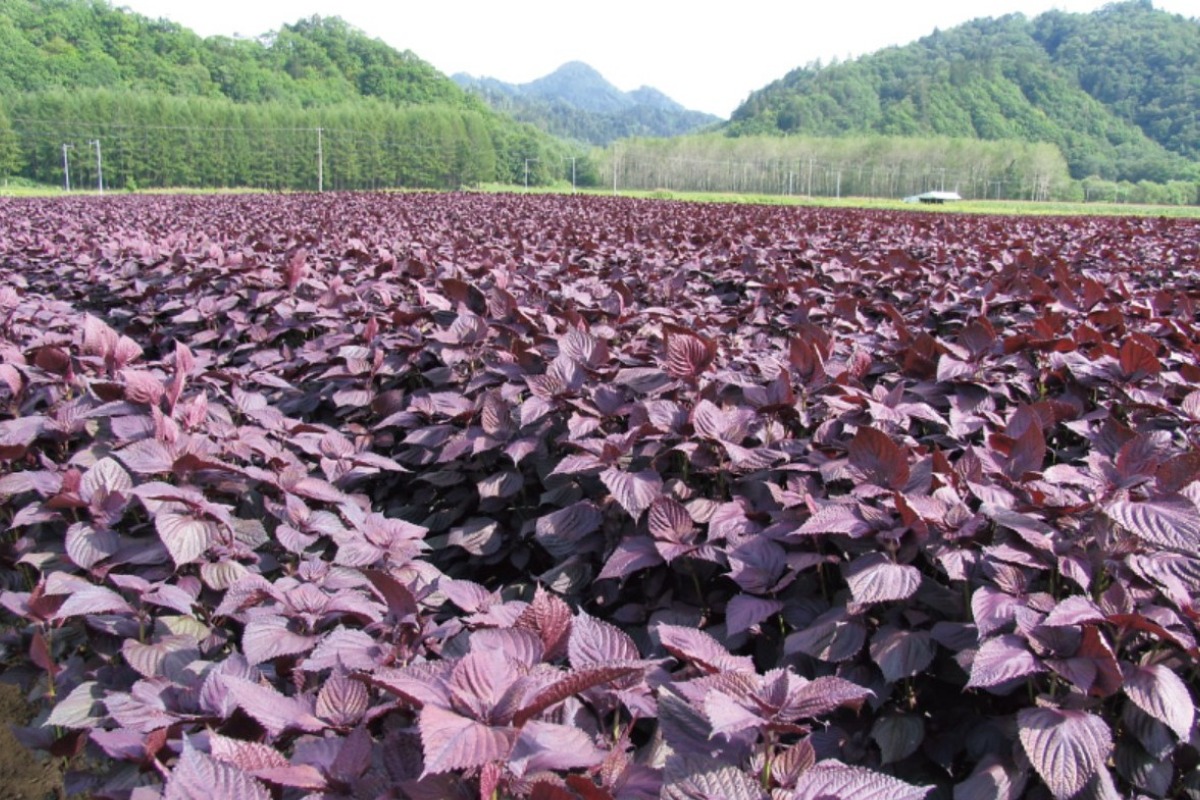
902;191;963;204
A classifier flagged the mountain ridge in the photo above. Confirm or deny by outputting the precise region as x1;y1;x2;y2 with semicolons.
453;61;719;145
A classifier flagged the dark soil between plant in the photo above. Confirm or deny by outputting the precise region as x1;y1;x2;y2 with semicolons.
0;682;62;800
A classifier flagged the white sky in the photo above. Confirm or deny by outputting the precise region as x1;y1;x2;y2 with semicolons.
116;1;1197;118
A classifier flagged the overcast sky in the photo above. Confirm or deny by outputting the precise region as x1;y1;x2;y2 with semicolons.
116;1;1196;117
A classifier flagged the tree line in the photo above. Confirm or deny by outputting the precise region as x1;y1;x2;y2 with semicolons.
2;90;581;191
601;135;1072;201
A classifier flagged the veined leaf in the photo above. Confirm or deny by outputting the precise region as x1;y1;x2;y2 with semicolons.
418;704;515;776
1017;707;1112;800
845;553;921;604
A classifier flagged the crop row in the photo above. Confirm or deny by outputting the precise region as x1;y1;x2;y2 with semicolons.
1;192;1199;799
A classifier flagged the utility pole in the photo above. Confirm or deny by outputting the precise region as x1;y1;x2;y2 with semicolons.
524;158;538;192
316;127;324;193
561;156;576;193
87;139;103;195
61;144;73;192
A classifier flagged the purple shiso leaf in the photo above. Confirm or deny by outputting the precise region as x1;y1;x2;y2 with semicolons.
512;663;645;727
784;676;873;720
795;503;873;537
418;703;516;777
784;608;867;663
692;399;754;443
872;714;925;765
791;759;932;799
122;635;199;679
848;427;910;490
365;661;454;709
662;325;717;382
648;496;696;543
662;762;766;800
64;522;120;570
0;469;62;499
316;672;370;726
208;732;290;771
241;616;319;666
844;553;921;605
44;681;105;729
222;676;325;738
468;627;546;667
447;650;522;720
513;587;573;663
657;623;756;674
569;610;641;667
248;764;329;791
1017;707;1113;800
154;505;217;566
534;501;603;558
558;328;608;369
300;626;385;672
704;691;764;738
105;685;178;732
869;627;936;684
507;719;607;777
80;457;134;504
164;739;272;800
600;467;662;521
1104;496;1200;553
952;755;1028;800
51;583;134;619
971;586;1022;638
597;535;663;580
328;725;373;784
1043;596;1106;627
1121;663;1194;740
725;595;784;637
966;634;1046;690
115;438;175;475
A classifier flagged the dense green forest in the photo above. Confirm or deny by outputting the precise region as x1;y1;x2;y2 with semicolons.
729;0;1199;184
454;62;720;146
0;0;579;189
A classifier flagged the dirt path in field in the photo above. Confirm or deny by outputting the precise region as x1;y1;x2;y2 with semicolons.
0;683;62;800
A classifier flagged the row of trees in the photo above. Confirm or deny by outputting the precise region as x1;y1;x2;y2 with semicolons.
598;134;1076;201
2;90;580;190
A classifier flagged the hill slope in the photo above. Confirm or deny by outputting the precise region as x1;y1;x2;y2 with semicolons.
728;1;1199;182
454;62;719;145
0;0;477;108
0;0;581;190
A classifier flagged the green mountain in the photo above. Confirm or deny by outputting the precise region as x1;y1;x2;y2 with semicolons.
0;0;581;189
728;0;1199;182
453;62;720;145
0;0;474;108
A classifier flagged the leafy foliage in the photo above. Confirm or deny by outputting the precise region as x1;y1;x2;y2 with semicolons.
0;192;1198;799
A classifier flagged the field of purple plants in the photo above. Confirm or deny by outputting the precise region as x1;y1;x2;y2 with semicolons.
0;192;1198;799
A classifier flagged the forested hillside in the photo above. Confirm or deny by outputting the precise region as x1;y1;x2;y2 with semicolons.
729;0;1199;183
454;62;719;145
0;0;579;189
